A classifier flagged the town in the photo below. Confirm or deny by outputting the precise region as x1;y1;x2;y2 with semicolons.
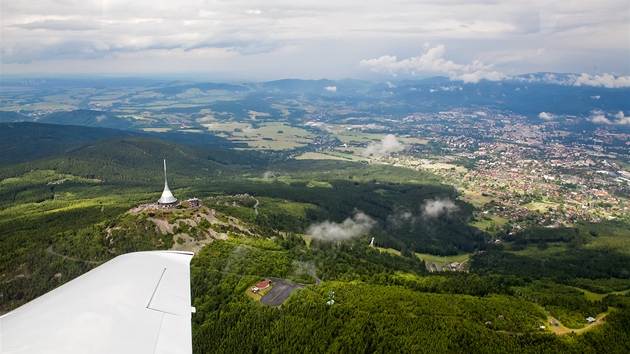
302;107;630;236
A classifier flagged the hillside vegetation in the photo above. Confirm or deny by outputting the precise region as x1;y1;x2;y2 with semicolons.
1;124;629;353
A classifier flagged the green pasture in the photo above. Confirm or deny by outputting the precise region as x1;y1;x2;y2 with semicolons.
506;242;568;256
296;151;366;162
377;246;471;265
204;121;315;150
470;214;509;232
376;247;402;256
523;201;559;212
459;190;494;208
415;252;469;263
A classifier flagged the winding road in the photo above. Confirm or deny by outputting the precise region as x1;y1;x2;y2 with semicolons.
497;313;608;336
547;313;607;335
253;198;259;215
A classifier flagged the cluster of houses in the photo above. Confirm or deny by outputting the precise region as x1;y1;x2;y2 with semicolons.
426;261;463;272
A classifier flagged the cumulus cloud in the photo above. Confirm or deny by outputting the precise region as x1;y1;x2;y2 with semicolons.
422;198;459;218
518;73;630;88
307;212;376;241
363;134;405;157
324;86;337;92
572;73;630;89
588;110;612;124
359;44;506;83
613;111;630;125
538;112;555;120
588;110;630;125
2;1;629;80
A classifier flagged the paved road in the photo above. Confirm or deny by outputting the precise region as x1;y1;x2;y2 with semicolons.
309;263;322;286
260;278;306;306
221;263;321;306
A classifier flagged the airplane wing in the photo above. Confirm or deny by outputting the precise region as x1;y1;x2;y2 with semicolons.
0;251;194;354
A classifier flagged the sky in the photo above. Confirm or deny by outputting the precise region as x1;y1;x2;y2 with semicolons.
1;0;629;83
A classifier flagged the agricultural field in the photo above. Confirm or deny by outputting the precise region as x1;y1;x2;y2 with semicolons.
1;121;630;352
471;214;510;234
203;121;315;150
415;252;470;264
460;190;495;208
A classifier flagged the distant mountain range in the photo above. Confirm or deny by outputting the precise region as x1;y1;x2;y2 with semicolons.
1;73;628;131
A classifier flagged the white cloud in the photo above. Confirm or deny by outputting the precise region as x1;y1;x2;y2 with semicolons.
324;86;337;92
571;73;630;88
588;110;630;125
359;44;506;83
387;208;417;228
422;198;458;218
518;73;630;88
262;171;277;179
1;1;628;79
538;112;555;120
307;212;376;241
363;134;405;156
614;111;630;125
589;115;612;124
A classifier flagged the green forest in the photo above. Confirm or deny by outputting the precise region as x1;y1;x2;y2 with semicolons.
1;123;629;353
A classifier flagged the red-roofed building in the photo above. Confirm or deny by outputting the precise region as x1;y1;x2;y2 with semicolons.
251;280;271;293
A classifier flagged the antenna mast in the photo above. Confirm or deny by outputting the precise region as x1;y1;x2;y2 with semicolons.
163;159;168;186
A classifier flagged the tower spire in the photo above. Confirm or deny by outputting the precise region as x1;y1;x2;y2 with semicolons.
164;159;168;187
157;159;177;205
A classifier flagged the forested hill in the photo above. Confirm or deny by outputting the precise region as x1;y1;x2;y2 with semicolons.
2;120;630;352
0;122;145;164
0;122;237;165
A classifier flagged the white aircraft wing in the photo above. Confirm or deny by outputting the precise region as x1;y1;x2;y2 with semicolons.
0;251;194;354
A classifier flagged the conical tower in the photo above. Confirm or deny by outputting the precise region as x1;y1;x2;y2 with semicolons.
157;159;177;205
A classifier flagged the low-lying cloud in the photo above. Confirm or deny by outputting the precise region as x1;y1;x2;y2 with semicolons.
518;73;630;88
262;171;277;179
422;198;459;218
538;112;555;120
588;110;630;125
388;207;418;228
360;45;630;87
363;134;405;157
359;44;505;84
307;212;376;241
572;73;630;89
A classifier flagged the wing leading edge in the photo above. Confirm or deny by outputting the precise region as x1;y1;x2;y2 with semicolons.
0;251;194;354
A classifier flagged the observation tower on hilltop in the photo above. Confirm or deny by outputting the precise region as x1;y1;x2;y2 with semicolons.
157;159;177;206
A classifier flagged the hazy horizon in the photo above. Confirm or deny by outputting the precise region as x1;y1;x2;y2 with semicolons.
2;1;628;85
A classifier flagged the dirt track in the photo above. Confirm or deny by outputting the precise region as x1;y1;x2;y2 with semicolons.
47;245;103;265
548;314;607;335
499;313;608;336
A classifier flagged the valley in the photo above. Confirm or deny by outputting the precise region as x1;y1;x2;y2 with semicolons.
1;76;629;353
